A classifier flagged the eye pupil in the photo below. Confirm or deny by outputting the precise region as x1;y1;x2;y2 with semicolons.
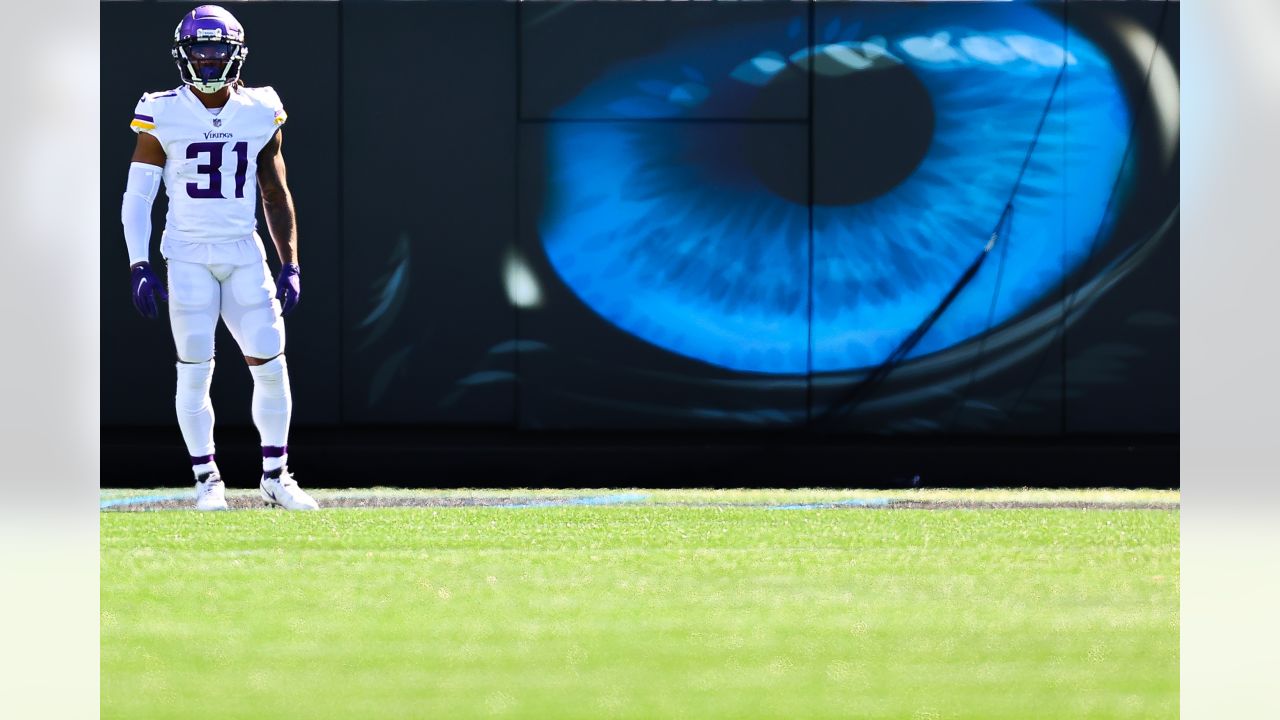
745;63;936;206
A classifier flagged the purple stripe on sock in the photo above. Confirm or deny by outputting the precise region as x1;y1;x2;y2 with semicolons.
191;454;215;466
262;445;288;458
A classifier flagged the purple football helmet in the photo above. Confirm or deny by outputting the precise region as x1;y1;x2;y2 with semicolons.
171;5;248;94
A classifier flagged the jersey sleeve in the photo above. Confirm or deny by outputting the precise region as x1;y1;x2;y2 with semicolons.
130;94;158;135
131;90;181;144
263;86;288;129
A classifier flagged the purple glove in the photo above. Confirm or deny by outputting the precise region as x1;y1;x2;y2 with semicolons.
275;263;301;316
130;261;168;319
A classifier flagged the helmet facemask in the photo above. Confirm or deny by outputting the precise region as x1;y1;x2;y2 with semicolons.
174;39;246;94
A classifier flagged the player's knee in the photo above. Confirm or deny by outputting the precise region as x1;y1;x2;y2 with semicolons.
232;307;284;360
175;335;215;364
250;327;285;361
248;355;289;394
242;337;283;361
244;353;280;367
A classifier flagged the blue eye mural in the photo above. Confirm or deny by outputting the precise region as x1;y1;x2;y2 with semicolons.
536;3;1132;375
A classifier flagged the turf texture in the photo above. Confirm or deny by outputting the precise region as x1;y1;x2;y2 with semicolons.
101;490;1179;719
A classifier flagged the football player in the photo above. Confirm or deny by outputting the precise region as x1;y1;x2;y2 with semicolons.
121;5;318;510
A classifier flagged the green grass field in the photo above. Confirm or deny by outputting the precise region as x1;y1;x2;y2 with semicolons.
101;489;1179;719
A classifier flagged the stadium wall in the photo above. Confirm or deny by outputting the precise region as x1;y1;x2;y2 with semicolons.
101;1;1179;488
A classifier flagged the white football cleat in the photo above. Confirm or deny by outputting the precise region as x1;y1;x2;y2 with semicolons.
194;471;228;511
260;468;319;510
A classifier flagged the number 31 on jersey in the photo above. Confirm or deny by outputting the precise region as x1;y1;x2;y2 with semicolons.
186;141;248;199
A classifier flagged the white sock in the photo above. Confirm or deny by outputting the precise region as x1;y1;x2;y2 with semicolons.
249;356;292;467
263;453;287;473
175;360;216;461
192;460;219;479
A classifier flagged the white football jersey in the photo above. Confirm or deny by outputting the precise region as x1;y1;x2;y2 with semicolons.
131;84;288;265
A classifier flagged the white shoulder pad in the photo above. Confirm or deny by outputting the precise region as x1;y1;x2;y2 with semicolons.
240;85;288;128
130;88;181;135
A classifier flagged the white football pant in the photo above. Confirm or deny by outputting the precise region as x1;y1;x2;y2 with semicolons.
167;258;289;459
167;259;285;363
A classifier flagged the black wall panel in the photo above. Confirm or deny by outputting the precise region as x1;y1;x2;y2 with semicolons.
340;0;517;424
1062;0;1180;434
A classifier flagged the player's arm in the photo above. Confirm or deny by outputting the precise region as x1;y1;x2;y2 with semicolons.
123;132;166;265
131;130;166;167
257;129;301;315
123;132;168;318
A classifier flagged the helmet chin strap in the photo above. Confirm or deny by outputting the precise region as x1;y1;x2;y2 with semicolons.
190;78;230;94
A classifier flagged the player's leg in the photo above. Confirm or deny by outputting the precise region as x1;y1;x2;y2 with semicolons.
167;259;227;511
220;262;290;468
221;261;318;510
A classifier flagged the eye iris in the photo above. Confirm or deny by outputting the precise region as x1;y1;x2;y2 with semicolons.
538;7;1133;375
745;62;936;206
